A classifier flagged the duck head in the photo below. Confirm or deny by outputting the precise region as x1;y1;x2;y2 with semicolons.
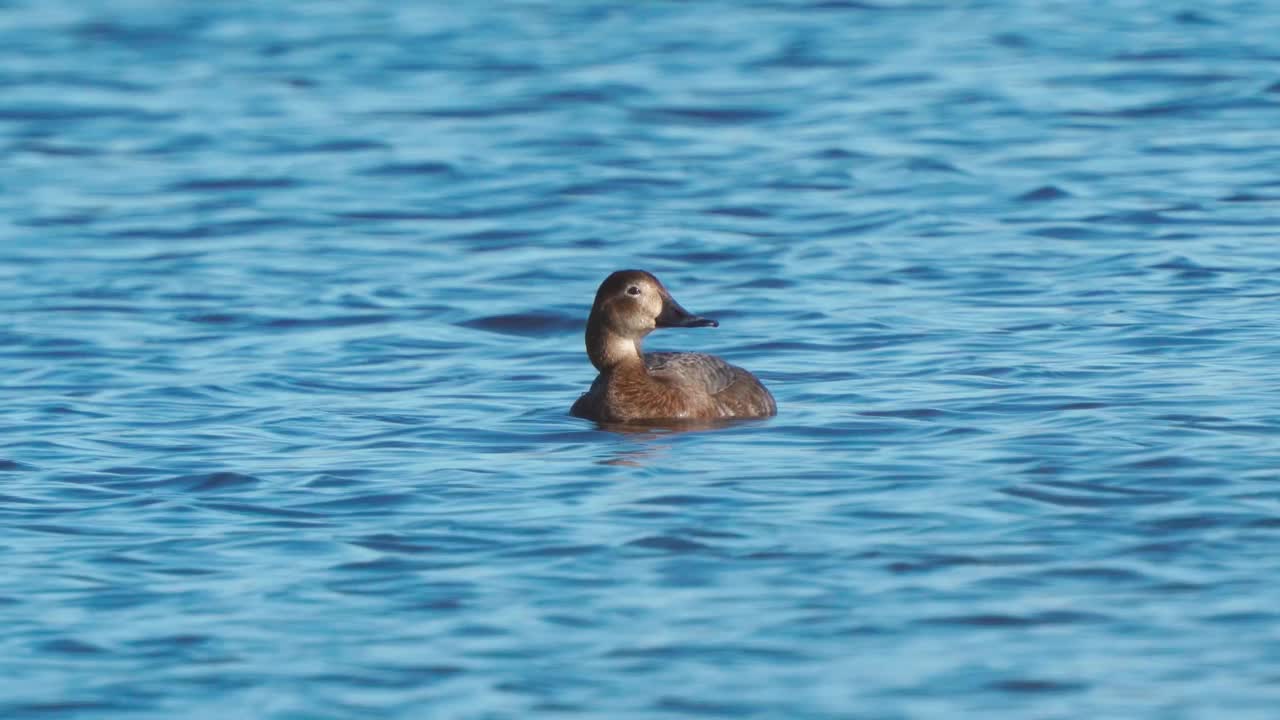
585;270;717;370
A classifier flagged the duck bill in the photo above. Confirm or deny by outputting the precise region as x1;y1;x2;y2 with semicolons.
656;297;718;328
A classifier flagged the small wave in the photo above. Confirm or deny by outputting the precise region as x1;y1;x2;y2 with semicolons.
459;312;579;337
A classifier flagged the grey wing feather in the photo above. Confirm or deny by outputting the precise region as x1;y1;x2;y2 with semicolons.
644;352;741;396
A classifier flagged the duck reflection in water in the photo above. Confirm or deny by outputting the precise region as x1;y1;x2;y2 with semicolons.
592;418;766;466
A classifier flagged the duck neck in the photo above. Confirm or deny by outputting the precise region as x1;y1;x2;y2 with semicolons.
586;324;646;373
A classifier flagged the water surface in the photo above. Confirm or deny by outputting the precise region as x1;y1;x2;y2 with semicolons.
3;1;1280;717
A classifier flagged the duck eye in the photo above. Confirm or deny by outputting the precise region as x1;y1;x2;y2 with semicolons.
626;285;641;296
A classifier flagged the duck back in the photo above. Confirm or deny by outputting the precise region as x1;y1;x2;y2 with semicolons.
570;351;775;423
646;352;777;419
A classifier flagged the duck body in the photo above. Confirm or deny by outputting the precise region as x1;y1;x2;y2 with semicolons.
572;351;777;423
570;270;776;424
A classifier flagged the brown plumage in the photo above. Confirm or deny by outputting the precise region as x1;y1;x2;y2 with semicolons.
570;270;777;424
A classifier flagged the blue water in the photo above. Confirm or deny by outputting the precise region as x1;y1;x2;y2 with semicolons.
3;1;1280;717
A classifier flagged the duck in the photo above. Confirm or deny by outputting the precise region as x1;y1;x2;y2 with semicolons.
570;270;777;423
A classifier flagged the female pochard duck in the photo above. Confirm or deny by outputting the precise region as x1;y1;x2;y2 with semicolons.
570;270;776;423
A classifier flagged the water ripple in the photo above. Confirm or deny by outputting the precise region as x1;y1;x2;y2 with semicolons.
2;0;1279;717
